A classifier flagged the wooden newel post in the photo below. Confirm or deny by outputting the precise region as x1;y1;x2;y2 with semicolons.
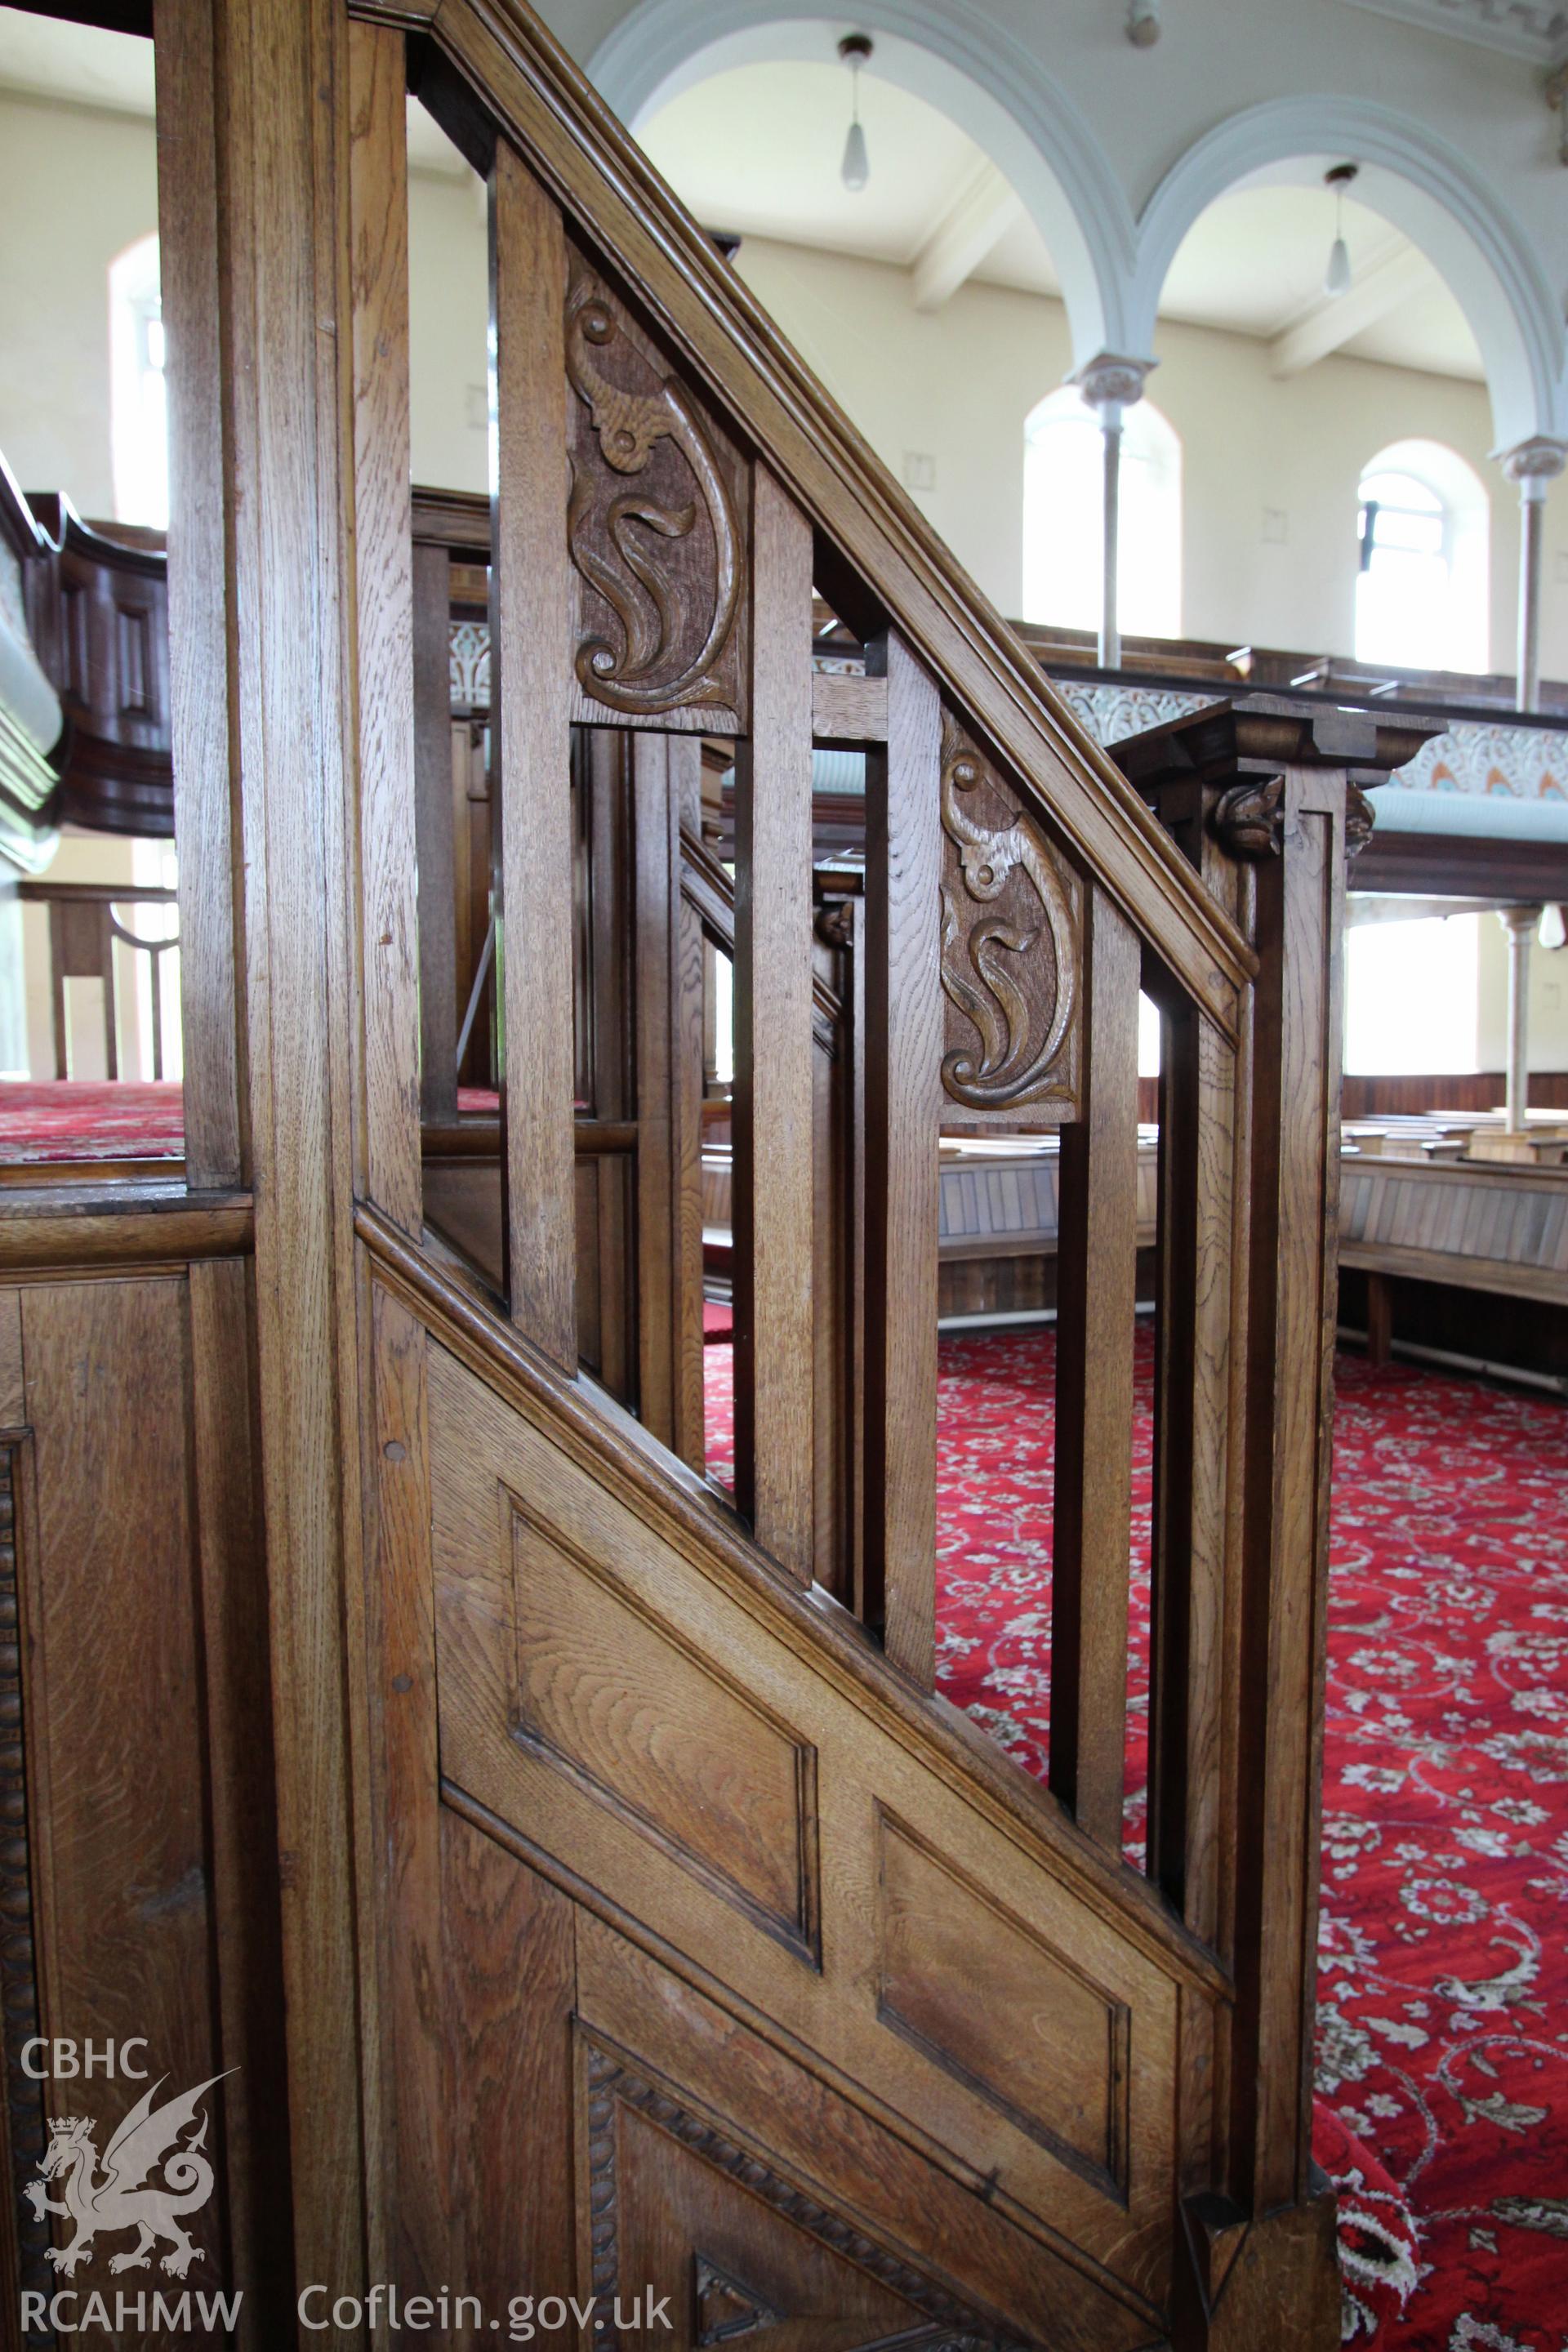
1116;699;1435;2345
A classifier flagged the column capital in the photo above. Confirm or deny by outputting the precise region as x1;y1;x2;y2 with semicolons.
1498;902;1544;940
1498;435;1568;499
1069;351;1158;424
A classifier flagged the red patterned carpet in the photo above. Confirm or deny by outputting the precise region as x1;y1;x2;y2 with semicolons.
705;1331;1568;2348
0;1080;502;1161
0;1079;186;1160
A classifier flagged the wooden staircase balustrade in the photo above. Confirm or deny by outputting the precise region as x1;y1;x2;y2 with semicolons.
23;0;1396;2336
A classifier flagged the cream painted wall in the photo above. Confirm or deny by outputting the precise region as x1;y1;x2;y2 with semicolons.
0;91;158;517
2;90;1564;678
1477;919;1568;1078
408;163;491;497
733;234;1568;674
0;87;493;511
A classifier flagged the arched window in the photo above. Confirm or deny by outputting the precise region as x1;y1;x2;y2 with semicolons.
1355;439;1488;675
1022;388;1182;639
109;234;167;531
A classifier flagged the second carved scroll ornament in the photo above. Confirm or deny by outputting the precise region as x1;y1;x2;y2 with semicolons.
938;720;1079;1111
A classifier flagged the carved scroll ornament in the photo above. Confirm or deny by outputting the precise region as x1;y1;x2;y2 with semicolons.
565;270;742;719
939;720;1080;1111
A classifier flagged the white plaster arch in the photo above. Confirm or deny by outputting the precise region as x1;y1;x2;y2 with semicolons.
589;0;1138;371
1131;98;1566;450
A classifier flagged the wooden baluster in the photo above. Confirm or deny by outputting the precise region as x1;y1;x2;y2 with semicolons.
149;934;165;1081
626;730;707;1464
1147;991;1240;1944
413;541;458;1124
582;729;633;1403
732;468;814;1578
156;0;243;1187
47;899;118;1080
812;901;850;1600
630;730;675;1447
1238;764;1346;2216
348;17;421;1233
862;634;942;1682
847;892;869;1626
670;746;708;1471
489;141;576;1370
1049;882;1141;1849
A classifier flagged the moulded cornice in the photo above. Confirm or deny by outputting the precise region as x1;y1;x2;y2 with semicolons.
1340;0;1568;65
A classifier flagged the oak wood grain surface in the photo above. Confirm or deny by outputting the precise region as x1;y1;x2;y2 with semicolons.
860;637;942;1684
350;18;423;1236
490;142;577;1367
1049;884;1142;1851
731;469;816;1579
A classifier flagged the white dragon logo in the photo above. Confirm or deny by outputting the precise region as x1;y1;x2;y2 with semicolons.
24;2071;230;2278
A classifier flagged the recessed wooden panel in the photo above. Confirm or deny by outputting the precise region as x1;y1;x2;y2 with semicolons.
575;1913;1155;2352
510;1500;820;1960
578;2037;952;2351
425;1334;1179;2301
19;1279;225;2285
876;1808;1129;2199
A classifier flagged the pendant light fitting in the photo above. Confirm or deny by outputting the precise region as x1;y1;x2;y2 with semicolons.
839;33;872;192
1324;162;1358;299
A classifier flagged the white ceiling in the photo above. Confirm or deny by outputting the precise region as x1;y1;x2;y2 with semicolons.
638;58;987;267
639;60;1486;382
0;11;1485;382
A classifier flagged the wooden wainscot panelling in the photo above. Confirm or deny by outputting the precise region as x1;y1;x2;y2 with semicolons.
0;1290;20;1425
425;1331;1182;2313
0;1436;50;2317
875;1807;1129;2203
0;1187;253;1279
0;1270;290;2340
507;1498;821;1963
18;1281;227;2297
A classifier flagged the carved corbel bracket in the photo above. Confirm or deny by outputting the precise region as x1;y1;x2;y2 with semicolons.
1212;774;1285;860
1212;772;1377;862
938;718;1080;1114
